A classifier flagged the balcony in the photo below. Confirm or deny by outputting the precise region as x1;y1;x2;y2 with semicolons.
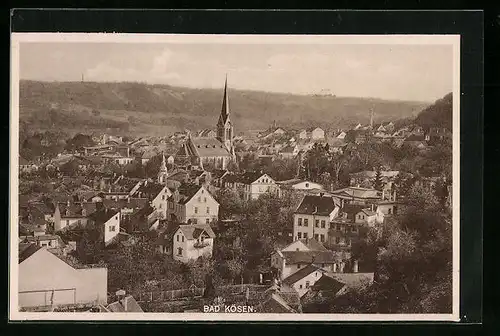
194;241;210;248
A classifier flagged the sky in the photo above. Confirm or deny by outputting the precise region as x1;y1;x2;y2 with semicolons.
19;41;454;102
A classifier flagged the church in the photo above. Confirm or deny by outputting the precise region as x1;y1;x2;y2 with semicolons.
175;77;236;170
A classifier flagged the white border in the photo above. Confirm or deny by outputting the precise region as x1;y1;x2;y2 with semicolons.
9;33;461;322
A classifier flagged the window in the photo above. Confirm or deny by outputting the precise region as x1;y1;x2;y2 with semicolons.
194;207;198;214
297;264;302;269
335;237;341;244
297;232;302;239
314;234;319;241
206;207;210;214
321;263;325;268
48;241;52;247
298;218;302;226
198;197;202;202
303;232;308;239
320;234;325;242
388;208;392;214
206;218;210;224
159;204;162;209
177;235;179;242
115;216;118;220
204;197;207;203
162;195;165;200
299;284;303;289
306;281;310;288
305;183;309;188
177;247;183;256
41;243;48;247
109;225;115;232
321;220;326;228
182;236;184;242
315;220;319;227
304;219;309;227
193;218;198;224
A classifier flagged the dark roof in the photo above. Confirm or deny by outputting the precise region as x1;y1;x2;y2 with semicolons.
281;250;341;265
177;223;216;240
298;238;329;252
224;171;266;185
177;184;202;205
132;182;165;198
19;243;41;263
102;198;148;210
57;202;97;218
211;169;229;179
257;293;297;313
311;274;346;294
295;195;338;216
88;209;120;225
189;137;232;157
331;187;381;199
282;264;323;286
106;295;143;312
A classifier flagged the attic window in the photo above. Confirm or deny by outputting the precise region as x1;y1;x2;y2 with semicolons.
213;145;216;148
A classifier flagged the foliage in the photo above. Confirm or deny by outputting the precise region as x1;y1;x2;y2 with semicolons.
65;133;95;151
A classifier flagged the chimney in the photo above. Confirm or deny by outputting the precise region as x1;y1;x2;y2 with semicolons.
353;260;359;273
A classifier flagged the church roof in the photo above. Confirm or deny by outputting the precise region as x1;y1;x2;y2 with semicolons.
189;137;232;157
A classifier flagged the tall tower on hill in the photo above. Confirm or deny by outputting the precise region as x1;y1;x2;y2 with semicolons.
216;76;234;156
157;152;168;184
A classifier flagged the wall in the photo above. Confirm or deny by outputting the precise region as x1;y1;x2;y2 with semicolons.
290;270;324;297
293;214;331;242
173;231;214;263
103;214;120;245
19;249;107;308
291;181;324;191
185;188;219;224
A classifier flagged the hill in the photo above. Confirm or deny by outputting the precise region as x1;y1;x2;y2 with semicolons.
414;92;452;130
18;80;430;137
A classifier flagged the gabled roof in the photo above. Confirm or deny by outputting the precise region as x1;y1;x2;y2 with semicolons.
298;238;329;252
88;208;119;225
106;295;143;312
281;250;341;265
132;182;165;198
224;171;268;185
211;169;229;179
331;186;381;199
177;184;203;205
57;201;97;218
311;274;346;294
19;243;41;263
177;223;216;240
282;264;324;286
295;195;338;216
189;137;232;157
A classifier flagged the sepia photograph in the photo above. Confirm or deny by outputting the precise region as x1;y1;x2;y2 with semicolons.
10;33;460;321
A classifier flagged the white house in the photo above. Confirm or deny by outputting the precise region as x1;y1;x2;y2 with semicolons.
18;243;107;308
293;194;340;243
223;172;280;201
87;209;121;246
53;201;97;232
277;179;324;193
131;181;171;219
172;223;216;263
167;184;219;225
282;264;328;298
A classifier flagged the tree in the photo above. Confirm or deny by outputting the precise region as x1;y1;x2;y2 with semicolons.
65;133;95;151
226;258;245;285
373;166;383;191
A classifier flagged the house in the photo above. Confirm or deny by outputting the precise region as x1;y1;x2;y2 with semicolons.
330;186;382;206
130;181;171;219
18;243;107;308
282;264;328;297
255;286;302;313
105;290;143;312
83;144;115;156
277;179;324;193
175;79;235;170
293;194;340;243
425;127;452;143
349;170;400;190
172;223;216;263
167;184;219;225
222;171;280;201
102;197;149;222
279;144;299;159
137;150;156;165
102;153;134;165
304;271;374;302
53;201;97;232
404;135;427;149
19;156;38;173
298;127;325;140
19;234;63;249
271;240;348;280
336;131;347;140
87;208;121;246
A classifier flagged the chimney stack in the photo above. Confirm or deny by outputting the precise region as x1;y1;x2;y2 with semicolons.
353;260;359;273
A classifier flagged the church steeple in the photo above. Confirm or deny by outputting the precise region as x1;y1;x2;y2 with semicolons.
216;75;233;155
157;152;168;184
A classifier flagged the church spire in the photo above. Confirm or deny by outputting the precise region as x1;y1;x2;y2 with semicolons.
157;152;168;184
218;74;230;126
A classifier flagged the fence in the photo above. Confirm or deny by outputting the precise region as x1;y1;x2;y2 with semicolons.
137;284;268;303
